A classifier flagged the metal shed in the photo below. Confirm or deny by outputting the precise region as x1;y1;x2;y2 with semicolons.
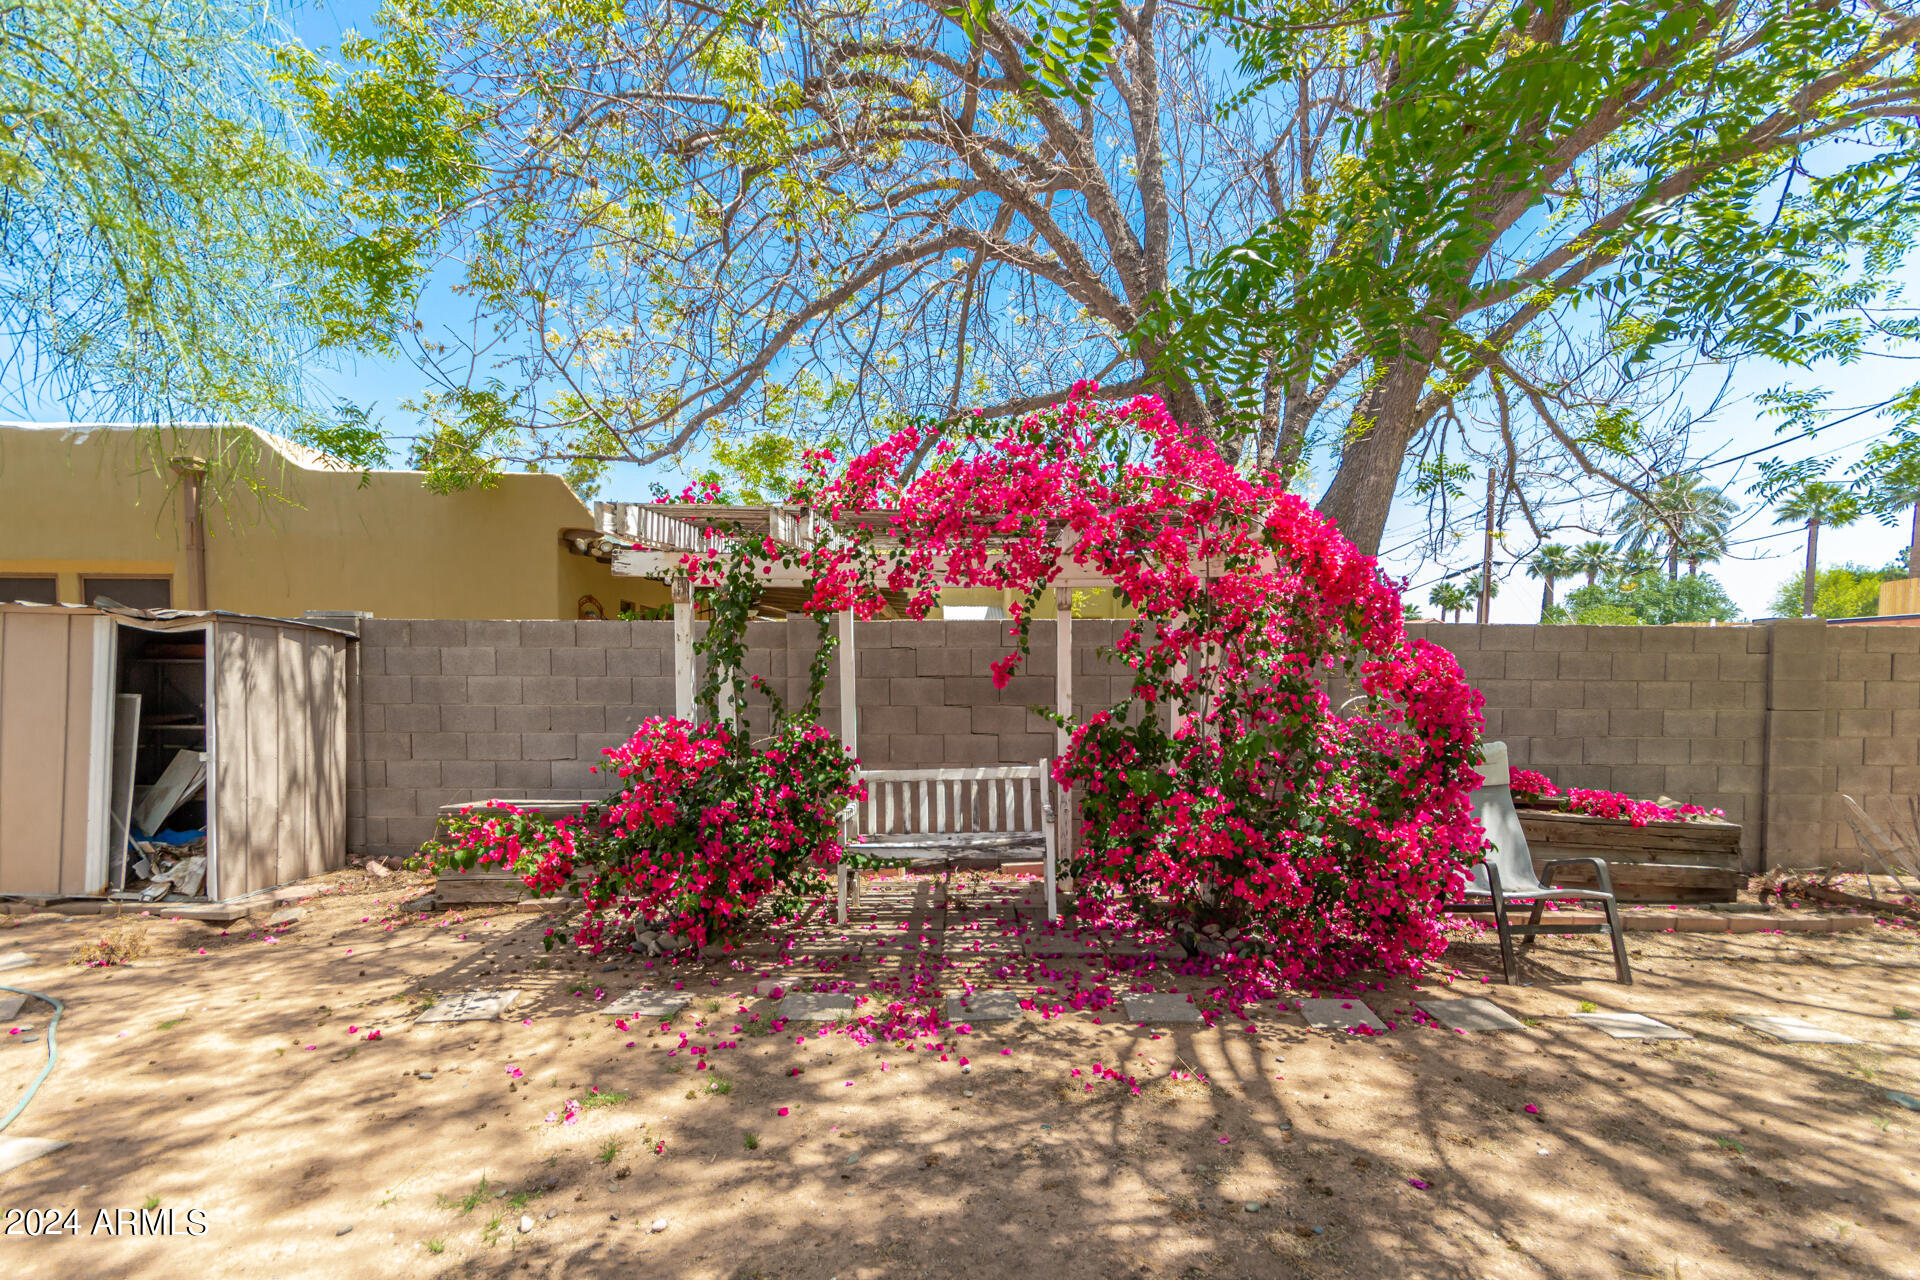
0;603;354;902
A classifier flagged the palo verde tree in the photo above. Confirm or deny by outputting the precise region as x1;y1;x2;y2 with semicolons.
0;0;412;469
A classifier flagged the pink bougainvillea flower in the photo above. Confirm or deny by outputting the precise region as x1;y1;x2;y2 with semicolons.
778;1107;790;1116
1523;1104;1540;1114
1408;1178;1430;1190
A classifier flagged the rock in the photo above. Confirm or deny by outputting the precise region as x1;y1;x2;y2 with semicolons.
1202;924;1222;937
649;1218;668;1233
545;1209;558;1219
266;907;306;927
963;1090;973;1097
366;860;391;878
518;1215;534;1234
335;1225;353;1237
1244;1201;1263;1213
960;1063;971;1074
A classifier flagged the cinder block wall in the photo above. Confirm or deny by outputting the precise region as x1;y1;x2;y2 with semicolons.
350;618;1137;860
1408;619;1920;872
348;616;1917;871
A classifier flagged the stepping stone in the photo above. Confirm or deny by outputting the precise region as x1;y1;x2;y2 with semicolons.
0;993;26;1021
1731;1014;1860;1045
778;992;856;1020
602;990;691;1020
1887;1089;1920;1112
0;952;30;972
1571;1012;1691;1041
1122;993;1202;1024
946;992;1027;1022
1299;999;1388;1033
0;1136;68;1176
415;989;520;1023
1419;998;1524;1032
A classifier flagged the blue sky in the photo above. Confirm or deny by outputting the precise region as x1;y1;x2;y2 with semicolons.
284;1;1919;622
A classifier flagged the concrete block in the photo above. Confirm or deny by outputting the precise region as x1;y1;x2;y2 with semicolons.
1123;993;1203;1024
441;705;497;732
364;788;418;818
1457;650;1506;680
465;733;523;762
409;620;468;647
1611;653;1668;682
631;677;676;711
1474;679;1531;708
1663;653;1717;681
1863;736;1919;766
1688;737;1742;765
607;647;663;676
917;705;972;735
888;734;944;764
495;704;552;732
1553;709;1608;739
553;760;603;789
548;704;607;733
441;647;497;676
441;761;499;789
1634;681;1691;710
1558;651;1613;680
360;619;409;647
576;676;632;704
411;676;468;705
1584;736;1637;766
999;732;1055;763
387;815;436;849
522;676;578;704
1530;627;1589;651
467;676;525;705
411;732;467;761
468;620;522;647
1634;735;1691;765
554;647;607;677
1661;709;1716;738
1826;680;1866;710
891;677;947;706
1531;737;1584;766
385;646;442;676
520;733;579;761
362;675;412;705
521;621;577;647
1298;998;1388;1032
1838;707;1893;738
385;704;442;733
1578;681;1637;709
1528;681;1585;710
1837;651;1893;681
360;732;411;762
495;647;553;676
942;734;1004;764
1691;681;1749;711
1418;998;1523;1032
860;704;916;735
495;761;554;790
1503;649;1559;679
1499;708;1556;739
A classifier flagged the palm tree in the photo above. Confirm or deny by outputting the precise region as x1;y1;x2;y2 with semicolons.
1855;439;1920;579
1525;544;1576;618
1613;474;1740;580
1772;479;1863;616
1617;546;1664;587
1428;581;1471;622
1571;540;1616;587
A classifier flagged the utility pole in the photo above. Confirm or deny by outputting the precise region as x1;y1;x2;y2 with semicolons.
1476;467;1497;624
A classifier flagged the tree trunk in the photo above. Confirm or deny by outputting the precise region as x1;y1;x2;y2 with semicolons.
1802;519;1821;616
1315;356;1431;554
1540;580;1553;619
1909;502;1919;578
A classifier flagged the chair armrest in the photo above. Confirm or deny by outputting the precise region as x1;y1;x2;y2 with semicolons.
1481;857;1503;900
1540;857;1615;896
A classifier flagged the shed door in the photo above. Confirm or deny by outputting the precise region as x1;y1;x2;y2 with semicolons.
0;610;112;895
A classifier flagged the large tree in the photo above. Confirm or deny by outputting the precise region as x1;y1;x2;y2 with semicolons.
302;1;1920;543
0;0;407;466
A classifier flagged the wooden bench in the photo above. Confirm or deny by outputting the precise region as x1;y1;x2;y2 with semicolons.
838;762;1058;923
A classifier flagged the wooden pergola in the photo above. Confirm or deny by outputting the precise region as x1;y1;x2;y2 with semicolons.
591;500;1119;865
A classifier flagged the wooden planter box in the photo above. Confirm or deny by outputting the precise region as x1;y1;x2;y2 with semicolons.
430;799;589;904
1515;807;1742;903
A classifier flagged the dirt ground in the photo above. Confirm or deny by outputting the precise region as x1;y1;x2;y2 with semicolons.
0;869;1916;1280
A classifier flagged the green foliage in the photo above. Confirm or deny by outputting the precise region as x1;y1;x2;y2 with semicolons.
1767;564;1902;621
1;0;405;462
1563;575;1740;626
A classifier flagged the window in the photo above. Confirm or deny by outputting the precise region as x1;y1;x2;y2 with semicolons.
82;577;172;610
0;576;58;605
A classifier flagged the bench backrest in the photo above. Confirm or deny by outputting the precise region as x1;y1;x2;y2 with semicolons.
852;763;1051;840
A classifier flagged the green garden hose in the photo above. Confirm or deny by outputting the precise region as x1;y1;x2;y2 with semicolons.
0;985;62;1133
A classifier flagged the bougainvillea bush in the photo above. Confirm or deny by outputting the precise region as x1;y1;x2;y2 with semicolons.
420;534;862;955
801;385;1489;980
1508;768;1725;828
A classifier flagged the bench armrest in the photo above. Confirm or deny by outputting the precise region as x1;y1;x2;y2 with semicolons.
1540;857;1616;897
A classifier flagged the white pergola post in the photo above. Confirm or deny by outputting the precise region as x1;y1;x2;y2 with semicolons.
837;606;859;922
671;575;694;721
1054;584;1074;892
838;608;858;751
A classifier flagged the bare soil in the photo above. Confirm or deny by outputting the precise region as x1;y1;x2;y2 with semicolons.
0;870;1915;1280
